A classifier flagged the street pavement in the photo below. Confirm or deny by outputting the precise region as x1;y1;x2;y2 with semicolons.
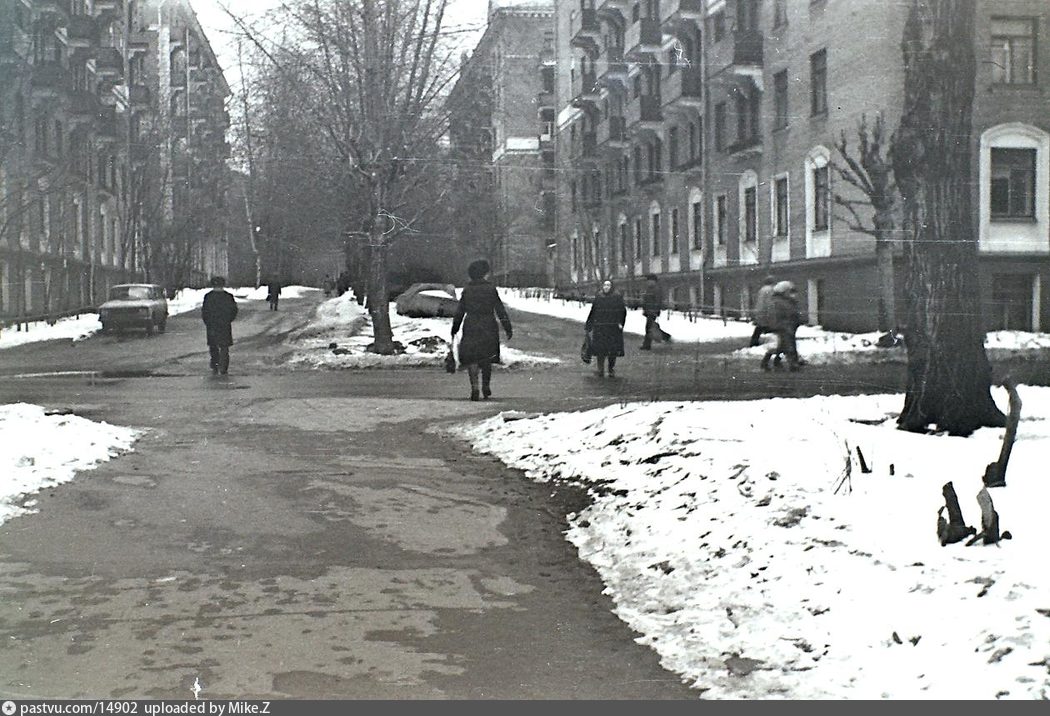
0;294;1044;699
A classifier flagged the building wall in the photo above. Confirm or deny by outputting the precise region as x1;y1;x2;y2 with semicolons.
552;0;1050;333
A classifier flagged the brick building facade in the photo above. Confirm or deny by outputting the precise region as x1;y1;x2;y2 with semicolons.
553;0;1050;332
0;0;230;322
447;2;556;286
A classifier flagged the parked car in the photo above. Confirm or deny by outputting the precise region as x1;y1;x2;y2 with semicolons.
98;283;169;336
394;283;459;318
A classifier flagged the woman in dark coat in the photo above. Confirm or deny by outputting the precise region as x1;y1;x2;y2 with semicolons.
585;279;627;377
451;259;513;401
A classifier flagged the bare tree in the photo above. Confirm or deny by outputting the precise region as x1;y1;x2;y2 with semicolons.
889;0;1005;435
833;114;898;336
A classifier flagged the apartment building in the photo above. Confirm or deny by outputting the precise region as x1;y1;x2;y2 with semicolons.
554;0;1050;332
0;0;230;322
447;2;556;286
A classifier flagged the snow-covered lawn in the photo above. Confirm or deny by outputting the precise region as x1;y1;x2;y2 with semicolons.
285;292;560;369
0;404;141;526
498;287;1050;363
499;288;755;344
455;387;1050;699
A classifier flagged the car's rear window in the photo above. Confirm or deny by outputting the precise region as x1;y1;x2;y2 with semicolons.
109;286;152;300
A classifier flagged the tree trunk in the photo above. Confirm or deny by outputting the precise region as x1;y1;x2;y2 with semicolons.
874;227;896;333
367;235;395;354
890;0;1005;436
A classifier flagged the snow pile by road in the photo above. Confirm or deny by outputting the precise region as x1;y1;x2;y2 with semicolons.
0;404;141;526
455;387;1050;698
0;314;103;349
286;293;560;369
230;285;320;301
500;288;761;344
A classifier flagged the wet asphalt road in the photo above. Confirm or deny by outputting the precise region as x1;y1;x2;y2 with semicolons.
0;294;1044;699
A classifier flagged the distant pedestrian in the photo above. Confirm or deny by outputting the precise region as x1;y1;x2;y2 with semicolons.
750;275;778;347
585;279;626;378
267;279;282;311
451;259;512;401
322;274;335;297
762;281;802;371
201;276;238;376
639;274;669;350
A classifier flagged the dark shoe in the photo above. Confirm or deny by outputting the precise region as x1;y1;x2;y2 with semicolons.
639;345;652;351
470;389;480;401
482;386;492;399
607;369;616;378
211;366;218;375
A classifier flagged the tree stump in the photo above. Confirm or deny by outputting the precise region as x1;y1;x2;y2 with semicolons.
983;379;1021;488
937;481;975;546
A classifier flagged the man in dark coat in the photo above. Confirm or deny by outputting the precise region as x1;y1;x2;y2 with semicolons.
762;281;802;371
201;276;239;375
585;279;627;377
639;274;668;350
451;259;512;401
266;279;282;311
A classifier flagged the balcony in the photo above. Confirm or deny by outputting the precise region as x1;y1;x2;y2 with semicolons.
35;0;70;19
626;94;662;133
597;0;630;22
572;69;600;111
597;114;629;149
94;47;123;77
728;136;762;158
660;0;704;26
625;18;662;59
570;9;601;53
663;66;703;110
65;15;97;48
93;0;124;14
31;61;69;96
597;46;628;88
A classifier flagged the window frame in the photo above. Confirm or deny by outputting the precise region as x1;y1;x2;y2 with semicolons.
990;146;1037;219
773;69;789;130
990;17;1037;86
810;48;828;116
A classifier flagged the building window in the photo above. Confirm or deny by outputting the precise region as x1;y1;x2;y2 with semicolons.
735;90;760;146
668;126;679;170
633;146;643;184
692;200;703;250
634;217;643;257
651;211;661;256
774;0;788;27
810;49;827;115
633;74;642;98
991;18;1036;85
670;208;680;253
620;222;629;263
774;69;789;130
688;121;698;162
991;274;1035;331
711;10;726;41
813;164;830;230
737;0;758;33
715;195;727;245
773;175;789;237
542;66;555;93
743;186;757;242
991;147;1036;218
714;102;726;151
571;180;577;212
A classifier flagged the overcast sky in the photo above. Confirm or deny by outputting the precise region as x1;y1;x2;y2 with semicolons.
190;0;491;84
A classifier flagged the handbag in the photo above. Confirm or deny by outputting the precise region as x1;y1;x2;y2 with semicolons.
580;333;593;364
444;349;457;373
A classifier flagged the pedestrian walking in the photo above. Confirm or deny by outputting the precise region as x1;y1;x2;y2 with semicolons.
267;279;282;311
585;279;626;377
322;274;335;297
450;259;513;401
639;274;669;350
761;280;803;371
750;275;777;347
201;276;239;376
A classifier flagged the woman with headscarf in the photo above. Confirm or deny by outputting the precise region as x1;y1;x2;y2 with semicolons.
451;259;513;400
585;279;627;378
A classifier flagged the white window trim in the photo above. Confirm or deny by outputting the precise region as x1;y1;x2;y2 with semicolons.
738;169;759;266
687;187;704;271
617;213;629;271
804;146;831;258
668;206;681;273
979;122;1050;254
649;200;663;272
713;193;728;267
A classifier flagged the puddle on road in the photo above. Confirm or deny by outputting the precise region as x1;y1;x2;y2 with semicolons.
1;369;183;380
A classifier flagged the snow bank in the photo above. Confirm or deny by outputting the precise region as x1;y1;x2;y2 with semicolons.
0;314;103;349
230;285;320;301
0;404;141;526
285;293;560;369
455;387;1050;699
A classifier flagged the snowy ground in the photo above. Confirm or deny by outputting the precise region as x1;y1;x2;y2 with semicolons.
454;387;1050;699
0;286;318;350
0;404;141;527
499;288;1050;364
285;292;560;370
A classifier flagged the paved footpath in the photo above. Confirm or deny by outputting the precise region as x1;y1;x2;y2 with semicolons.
0;296;1043;699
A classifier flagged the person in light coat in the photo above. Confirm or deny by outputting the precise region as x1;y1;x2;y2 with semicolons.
750;275;777;347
